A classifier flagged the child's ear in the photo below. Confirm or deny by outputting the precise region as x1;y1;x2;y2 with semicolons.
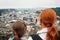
13;30;17;35
14;31;17;34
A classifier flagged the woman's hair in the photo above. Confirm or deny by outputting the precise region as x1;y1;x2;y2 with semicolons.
12;21;27;40
39;8;58;40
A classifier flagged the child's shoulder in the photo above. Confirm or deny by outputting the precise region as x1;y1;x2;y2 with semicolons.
8;36;14;40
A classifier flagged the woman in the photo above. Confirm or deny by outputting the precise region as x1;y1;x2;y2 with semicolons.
28;8;59;40
38;8;58;40
9;21;27;40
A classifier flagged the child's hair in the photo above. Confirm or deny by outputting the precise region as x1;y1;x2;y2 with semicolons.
12;21;27;40
39;8;58;40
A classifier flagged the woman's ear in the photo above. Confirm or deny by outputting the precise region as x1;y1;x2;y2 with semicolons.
41;23;45;28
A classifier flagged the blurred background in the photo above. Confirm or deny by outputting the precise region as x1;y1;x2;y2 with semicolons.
0;7;60;40
0;0;60;40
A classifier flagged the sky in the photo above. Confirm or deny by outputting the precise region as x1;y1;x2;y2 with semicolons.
0;0;60;8
55;0;60;6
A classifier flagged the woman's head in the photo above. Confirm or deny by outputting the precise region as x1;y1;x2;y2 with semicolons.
12;21;27;39
39;8;58;40
39;8;57;27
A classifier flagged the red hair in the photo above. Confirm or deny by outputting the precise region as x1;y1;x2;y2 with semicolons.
39;9;58;40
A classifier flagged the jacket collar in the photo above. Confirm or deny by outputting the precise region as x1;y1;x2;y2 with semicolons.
37;28;47;34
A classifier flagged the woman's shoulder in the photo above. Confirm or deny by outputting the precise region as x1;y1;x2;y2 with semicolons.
28;34;43;40
58;31;60;40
